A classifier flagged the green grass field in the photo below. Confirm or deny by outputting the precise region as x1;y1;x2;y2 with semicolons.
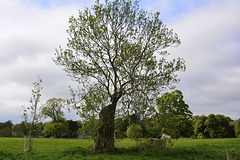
0;138;240;160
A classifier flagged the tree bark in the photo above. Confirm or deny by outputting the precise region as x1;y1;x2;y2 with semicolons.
93;102;116;153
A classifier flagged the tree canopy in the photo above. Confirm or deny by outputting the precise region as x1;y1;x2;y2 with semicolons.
42;98;65;122
156;90;193;138
54;0;185;112
43;122;69;138
193;114;235;138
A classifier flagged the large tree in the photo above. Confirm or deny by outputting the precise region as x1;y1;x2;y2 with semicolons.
54;0;185;152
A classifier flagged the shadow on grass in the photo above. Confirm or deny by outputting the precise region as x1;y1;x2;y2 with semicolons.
60;146;229;160
61;146;140;156
61;147;101;156
148;147;227;160
60;146;144;159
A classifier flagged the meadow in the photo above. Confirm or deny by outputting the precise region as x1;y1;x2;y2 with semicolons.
0;138;240;160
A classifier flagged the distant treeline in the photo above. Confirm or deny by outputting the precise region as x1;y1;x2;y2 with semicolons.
192;114;238;138
114;114;240;139
1;114;240;139
0;120;81;138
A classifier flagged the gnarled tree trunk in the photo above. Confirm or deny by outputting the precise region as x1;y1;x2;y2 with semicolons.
93;102;116;153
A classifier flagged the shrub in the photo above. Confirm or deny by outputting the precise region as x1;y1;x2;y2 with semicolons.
43;122;69;138
126;123;143;139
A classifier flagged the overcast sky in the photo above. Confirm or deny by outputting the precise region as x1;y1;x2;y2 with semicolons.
0;0;240;124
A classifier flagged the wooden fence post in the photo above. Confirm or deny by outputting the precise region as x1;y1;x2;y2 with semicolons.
227;151;232;160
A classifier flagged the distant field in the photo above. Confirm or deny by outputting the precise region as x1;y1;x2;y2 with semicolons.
0;138;240;160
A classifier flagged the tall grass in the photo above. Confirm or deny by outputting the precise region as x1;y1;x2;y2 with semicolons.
0;138;240;160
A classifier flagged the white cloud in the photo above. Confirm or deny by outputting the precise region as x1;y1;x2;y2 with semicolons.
0;1;77;63
1;0;240;123
168;0;240;118
0;0;81;123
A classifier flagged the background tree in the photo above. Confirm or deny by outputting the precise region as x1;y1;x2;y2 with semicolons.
115;118;128;139
79;118;99;139
34;122;45;137
68;120;81;138
43;122;69;138
41;98;65;122
156;90;193;138
193;115;208;138
12;124;23;137
144;114;163;138
54;0;185;152
193;114;235;138
215;114;234;138
176;116;194;138
114;114;141;139
41;98;71;138
126;123;152;157
22;77;43;152
234;118;240;138
0;121;13;137
77;91;100;139
204;114;219;138
126;123;143;139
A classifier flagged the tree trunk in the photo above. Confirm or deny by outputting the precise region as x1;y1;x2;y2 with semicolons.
26;130;32;152
93;102;116;153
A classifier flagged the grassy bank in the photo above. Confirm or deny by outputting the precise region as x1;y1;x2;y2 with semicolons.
0;138;240;160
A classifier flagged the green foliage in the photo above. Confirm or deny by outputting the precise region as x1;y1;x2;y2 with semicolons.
22;77;43;134
125;123;153;157
41;98;65;122
0;121;13;137
126;123;143;139
12;122;29;137
216;114;235;138
115;114;143;139
43;122;69;138
22;77;43;124
156;89;193;138
68;120;81;138
144;115;162;138
157;90;192;118
176;115;194;138
0;121;45;138
193;114;235;138
115;118;128;139
0;126;12;137
136;138;153;157
193;115;208;138
79;118;99;139
204;114;219;138
234;118;240;138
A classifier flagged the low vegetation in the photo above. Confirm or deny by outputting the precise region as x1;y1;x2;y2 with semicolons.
1;138;240;160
